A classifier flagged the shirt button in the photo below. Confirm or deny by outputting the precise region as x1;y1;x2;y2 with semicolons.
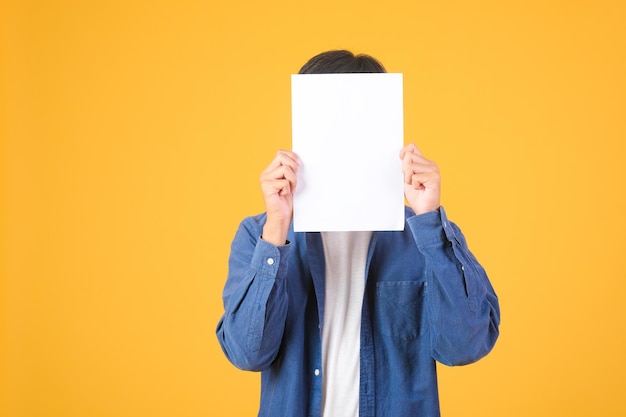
267;258;274;265
314;369;320;376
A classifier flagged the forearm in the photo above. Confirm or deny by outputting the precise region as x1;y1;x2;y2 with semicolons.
408;208;500;366
216;219;291;371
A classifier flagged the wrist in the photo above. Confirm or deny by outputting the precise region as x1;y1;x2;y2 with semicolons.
262;219;290;246
413;205;440;215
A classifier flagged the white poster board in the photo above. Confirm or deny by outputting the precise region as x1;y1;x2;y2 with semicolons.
291;73;404;232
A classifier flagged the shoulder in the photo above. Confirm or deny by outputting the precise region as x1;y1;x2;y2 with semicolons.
240;212;268;229
230;213;268;246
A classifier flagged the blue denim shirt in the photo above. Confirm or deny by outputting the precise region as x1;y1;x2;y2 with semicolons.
216;207;500;417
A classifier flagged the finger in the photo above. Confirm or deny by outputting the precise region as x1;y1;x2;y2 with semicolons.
402;159;434;184
401;150;431;167
261;164;297;184
261;179;292;197
411;174;426;190
405;167;432;185
403;160;412;184
283;150;302;165
404;160;435;174
399;142;422;159
264;150;301;173
280;166;298;192
261;166;298;196
410;172;440;190
402;158;416;184
276;150;302;169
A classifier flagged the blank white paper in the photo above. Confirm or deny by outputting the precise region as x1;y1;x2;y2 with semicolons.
291;73;404;232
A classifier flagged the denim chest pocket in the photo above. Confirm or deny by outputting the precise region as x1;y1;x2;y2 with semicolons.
375;281;427;341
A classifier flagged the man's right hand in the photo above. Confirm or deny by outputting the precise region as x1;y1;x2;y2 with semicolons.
260;150;301;246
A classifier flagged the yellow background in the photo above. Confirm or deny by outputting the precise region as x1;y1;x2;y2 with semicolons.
2;0;625;416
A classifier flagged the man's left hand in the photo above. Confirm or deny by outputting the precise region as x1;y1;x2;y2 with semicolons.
400;143;441;215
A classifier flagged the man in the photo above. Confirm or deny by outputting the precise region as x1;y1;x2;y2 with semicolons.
216;50;500;417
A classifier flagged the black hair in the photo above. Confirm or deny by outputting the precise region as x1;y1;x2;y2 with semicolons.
298;50;386;74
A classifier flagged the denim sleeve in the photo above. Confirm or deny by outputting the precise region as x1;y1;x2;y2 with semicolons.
216;216;291;371
407;207;500;366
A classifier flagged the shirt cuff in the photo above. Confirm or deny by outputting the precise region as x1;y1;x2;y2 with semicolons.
252;236;291;280
407;207;450;250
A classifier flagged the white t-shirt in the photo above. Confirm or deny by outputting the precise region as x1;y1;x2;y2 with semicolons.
320;231;372;417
